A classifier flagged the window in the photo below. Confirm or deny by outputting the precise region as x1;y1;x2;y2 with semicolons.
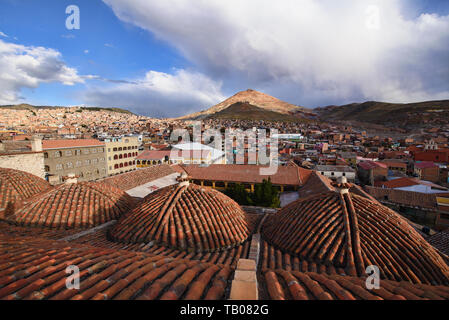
75;161;82;167
343;173;346;176
75;149;81;156
100;158;105;162
114;155;118;160
56;164;63;170
65;150;72;156
92;159;98;165
54;151;62;158
83;149;90;155
84;159;90;166
44;165;50;172
91;148;97;154
44;152;48;159
108;148;111;152
66;162;73;169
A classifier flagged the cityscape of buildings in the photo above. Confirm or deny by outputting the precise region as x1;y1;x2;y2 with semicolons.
1;0;449;309
1;102;449;303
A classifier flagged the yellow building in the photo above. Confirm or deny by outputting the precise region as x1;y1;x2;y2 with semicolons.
104;136;140;176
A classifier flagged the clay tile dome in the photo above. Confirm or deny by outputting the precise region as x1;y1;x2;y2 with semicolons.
10;181;135;230
110;183;250;252
0;168;51;215
262;184;449;285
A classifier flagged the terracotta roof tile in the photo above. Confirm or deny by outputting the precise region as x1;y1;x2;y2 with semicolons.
110;183;251;252
101;164;176;191
9;182;135;230
181;164;311;186
262;188;449;285
0;168;52;216
0;234;232;300
42;139;104;150
262;269;449;300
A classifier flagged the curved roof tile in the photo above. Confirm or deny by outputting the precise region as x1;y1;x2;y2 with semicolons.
262;188;449;285
0;234;231;300
0;168;52;215
110;183;250;252
9;182;134;230
263;269;449;300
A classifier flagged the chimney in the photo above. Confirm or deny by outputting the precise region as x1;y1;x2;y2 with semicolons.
65;173;78;184
334;176;350;195
177;172;190;187
31;137;43;152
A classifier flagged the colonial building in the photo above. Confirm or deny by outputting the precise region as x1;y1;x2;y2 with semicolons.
104;136;140;176
315;165;356;182
42;139;107;184
0;138;46;179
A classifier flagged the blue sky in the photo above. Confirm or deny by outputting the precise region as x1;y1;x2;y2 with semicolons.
0;0;448;117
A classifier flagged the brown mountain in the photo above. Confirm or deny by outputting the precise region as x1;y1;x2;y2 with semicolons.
178;89;315;121
316;100;449;129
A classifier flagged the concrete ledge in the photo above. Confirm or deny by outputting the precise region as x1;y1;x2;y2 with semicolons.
59;220;117;242
229;258;258;300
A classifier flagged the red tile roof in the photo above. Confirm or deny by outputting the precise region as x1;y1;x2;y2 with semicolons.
0;234;232;300
110;183;251;252
358;160;388;170
0;168;52;215
136;150;172;160
263;270;449;300
101;164;176;191
262;188;449;285
42;139;104;150
181;164;312;186
9;182;135;230
428;230;449;257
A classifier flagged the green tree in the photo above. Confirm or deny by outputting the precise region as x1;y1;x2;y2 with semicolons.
251;178;280;208
224;184;253;206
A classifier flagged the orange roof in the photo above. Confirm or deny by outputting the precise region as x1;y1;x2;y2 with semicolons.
262;178;449;284
111;183;250;252
181;164;311;186
42;139;104;150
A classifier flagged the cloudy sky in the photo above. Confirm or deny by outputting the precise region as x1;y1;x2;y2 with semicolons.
0;0;448;117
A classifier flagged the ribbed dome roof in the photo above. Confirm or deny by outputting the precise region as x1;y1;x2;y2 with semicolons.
110;183;250;252
0;168;51;213
262;184;449;285
10;182;134;229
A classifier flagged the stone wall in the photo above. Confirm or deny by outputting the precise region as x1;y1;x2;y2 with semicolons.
0;152;45;179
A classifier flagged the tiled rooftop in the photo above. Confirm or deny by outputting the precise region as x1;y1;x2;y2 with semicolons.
262;186;449;285
0;234;232;300
101;164;176;191
69;224;254;267
42;139;104;150
262;269;449;300
110;183;251;252
0;168;52;215
9;182;135;230
180;164;312;186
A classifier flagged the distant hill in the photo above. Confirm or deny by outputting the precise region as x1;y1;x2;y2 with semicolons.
316;100;449;129
178;89;315;122
0;104;134;115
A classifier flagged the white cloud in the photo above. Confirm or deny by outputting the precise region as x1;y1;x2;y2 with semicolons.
0;31;8;38
82;69;225;117
84;49;89;54
0;39;83;104
103;0;449;107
